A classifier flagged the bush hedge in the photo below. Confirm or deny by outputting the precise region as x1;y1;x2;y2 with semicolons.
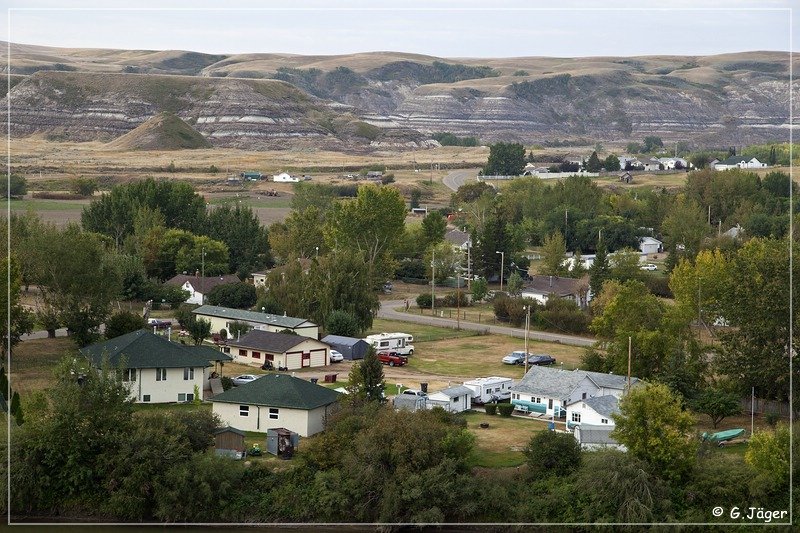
497;403;515;417
484;404;497;415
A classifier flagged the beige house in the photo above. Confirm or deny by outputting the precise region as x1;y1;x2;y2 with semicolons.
193;305;319;340
227;329;330;370
80;330;231;404
211;374;340;436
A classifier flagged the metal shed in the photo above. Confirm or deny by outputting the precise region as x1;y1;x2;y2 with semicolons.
320;335;370;360
214;426;246;458
266;427;300;459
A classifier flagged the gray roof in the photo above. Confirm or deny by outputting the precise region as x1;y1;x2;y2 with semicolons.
512;366;638;400
81;330;212;369
435;385;473;398
193;305;315;329
569;395;620;418
212;374;340;410
445;229;471;247
719;155;750;165
512;367;590;399
321;335;370;348
577;424;619;445
227;330;322;353
393;395;427;411
165;274;240;294
522;275;587;297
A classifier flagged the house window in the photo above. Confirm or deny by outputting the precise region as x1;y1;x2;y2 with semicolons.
265;354;274;361
269;408;279;419
535;397;541;404
452;397;459;402
572;412;581;423
178;393;194;402
239;349;247;357
156;368;167;381
122;368;136;382
252;351;261;359
223;346;231;354
495;387;500;392
142;395;150;402
183;367;194;380
582;392;587;400
548;399;553;409
601;418;608;424
240;405;249;417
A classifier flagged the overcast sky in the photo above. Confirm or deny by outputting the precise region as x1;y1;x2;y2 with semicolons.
3;1;795;58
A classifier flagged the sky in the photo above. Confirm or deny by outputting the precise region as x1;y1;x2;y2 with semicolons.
2;1;796;58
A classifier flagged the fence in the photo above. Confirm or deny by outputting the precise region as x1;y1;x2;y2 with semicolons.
740;397;791;418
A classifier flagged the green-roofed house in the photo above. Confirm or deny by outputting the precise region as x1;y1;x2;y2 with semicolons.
211;374;340;436
81;330;226;404
192;305;319;340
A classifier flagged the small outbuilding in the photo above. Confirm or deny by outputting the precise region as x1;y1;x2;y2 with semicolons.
427;386;473;413
266;427;300;458
638;236;663;255
320;335;370;361
393;394;427;412
213;426;246;458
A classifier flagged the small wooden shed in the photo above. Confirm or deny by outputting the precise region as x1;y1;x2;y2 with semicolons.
214;426;246;458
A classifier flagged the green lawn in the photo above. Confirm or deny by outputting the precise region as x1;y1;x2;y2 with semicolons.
463;411;547;468
8;199;87;211
368;318;480;343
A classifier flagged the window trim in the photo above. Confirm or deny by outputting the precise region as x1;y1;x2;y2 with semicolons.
239;405;250;417
268;407;279;420
156;368;167;381
183;367;194;380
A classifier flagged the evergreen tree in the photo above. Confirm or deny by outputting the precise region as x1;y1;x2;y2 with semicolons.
589;240;611;296
586;151;602;172
346;347;385;403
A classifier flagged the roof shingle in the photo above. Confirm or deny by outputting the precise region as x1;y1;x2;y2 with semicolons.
193;305;315;329
211;374;340;410
81;330;213;369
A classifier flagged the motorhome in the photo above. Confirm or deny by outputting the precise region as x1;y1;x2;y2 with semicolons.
365;332;415;356
463;376;514;404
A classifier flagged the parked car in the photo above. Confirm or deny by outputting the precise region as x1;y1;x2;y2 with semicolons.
232;374;261;387
502;350;529;365
329;350;344;363
378;351;408;367
401;388;427;397
640;263;658;271
147;318;171;329
525;354;556;366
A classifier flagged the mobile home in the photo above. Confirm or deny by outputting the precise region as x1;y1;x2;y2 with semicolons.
463;376;514;404
364;332;415;356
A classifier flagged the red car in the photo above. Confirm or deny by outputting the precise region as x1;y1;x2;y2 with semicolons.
377;351;408;367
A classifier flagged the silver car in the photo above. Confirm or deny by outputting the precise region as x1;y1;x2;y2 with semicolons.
232;374;261;387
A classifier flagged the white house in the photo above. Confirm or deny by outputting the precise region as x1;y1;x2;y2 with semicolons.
563;253;596;271
227;329;330;370
657;157;688;170
637;158;662;171
565;394;620;428
427;385;473;413
80;330;231;404
714;156;767;171
165;274;241;305
193;305;319;339
211;374;340;437
638;236;663;255
510;366;639;418
520;275;590;308
273;172;300;183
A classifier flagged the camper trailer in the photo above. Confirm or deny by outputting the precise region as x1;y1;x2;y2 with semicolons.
364;332;415;356
463;376;514;404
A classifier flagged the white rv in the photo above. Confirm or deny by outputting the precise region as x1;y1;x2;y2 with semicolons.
365;332;415;356
463;376;514;404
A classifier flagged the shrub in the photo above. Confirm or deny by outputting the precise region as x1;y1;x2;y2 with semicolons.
765;412;780;427
442;291;470;308
69;177;98;197
493;295;531;326
523;430;582;478
381;174;395;185
416;293;433;309
220;376;233;391
105;311;146;339
484;404;497;415
535;298;589;334
497;403;515;417
643;274;673;298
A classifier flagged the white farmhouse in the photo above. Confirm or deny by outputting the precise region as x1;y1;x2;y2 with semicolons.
165;274;241;305
80;330;230;404
273;172;300;183
714;156;767;171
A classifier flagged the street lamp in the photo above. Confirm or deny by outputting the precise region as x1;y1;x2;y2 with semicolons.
496;251;505;293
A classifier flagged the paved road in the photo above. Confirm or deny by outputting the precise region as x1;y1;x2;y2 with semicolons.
378;300;596;347
21;328;70;341
442;168;480;192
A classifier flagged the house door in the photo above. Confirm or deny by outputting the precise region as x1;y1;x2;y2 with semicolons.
302;353;310;368
548;399;553;410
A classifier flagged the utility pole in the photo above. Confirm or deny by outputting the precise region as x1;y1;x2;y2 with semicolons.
627;336;632;392
467;243;472;291
523;305;531;374
431;248;435;313
456;272;461;331
708;205;711;225
496;251;505;293
201;246;206;304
